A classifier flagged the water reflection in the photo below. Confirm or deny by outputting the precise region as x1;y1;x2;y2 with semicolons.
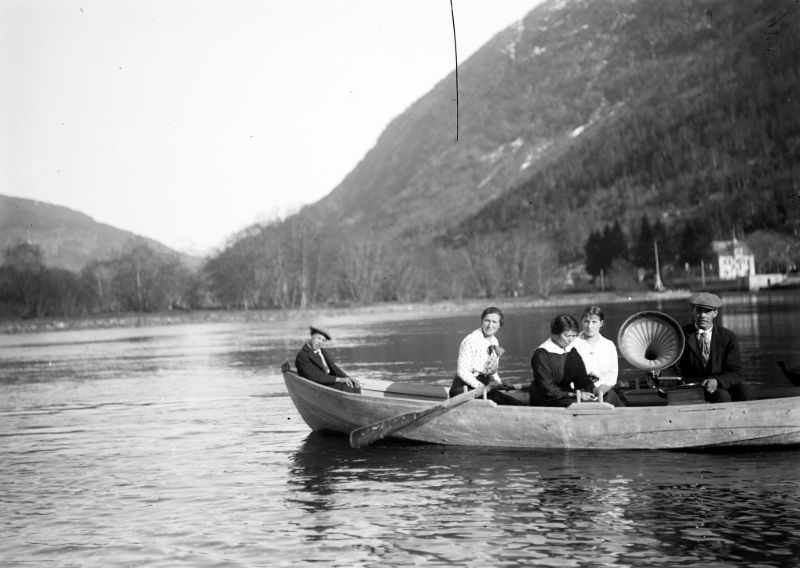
287;435;800;566
288;433;349;513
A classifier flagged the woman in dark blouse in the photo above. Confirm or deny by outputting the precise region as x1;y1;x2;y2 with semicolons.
530;314;595;406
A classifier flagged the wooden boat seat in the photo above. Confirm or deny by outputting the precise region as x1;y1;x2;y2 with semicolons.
384;382;450;400
360;378;449;400
567;401;615;410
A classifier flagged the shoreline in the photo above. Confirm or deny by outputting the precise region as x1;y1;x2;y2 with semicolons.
1;289;698;334
10;287;793;334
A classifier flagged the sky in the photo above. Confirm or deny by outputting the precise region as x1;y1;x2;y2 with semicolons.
1;0;539;254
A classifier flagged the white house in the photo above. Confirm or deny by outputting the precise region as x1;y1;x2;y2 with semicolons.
712;239;756;280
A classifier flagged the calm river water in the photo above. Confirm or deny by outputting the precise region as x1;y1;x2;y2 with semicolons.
2;292;800;567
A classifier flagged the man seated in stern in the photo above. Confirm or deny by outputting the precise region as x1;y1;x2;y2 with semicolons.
673;292;755;402
295;326;361;394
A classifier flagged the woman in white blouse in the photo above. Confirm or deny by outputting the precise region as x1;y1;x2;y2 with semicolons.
448;307;522;405
571;305;625;406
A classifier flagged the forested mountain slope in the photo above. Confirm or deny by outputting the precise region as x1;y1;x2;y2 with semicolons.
443;0;799;259
298;0;798;254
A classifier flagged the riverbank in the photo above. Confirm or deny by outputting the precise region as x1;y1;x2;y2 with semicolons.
0;289;700;334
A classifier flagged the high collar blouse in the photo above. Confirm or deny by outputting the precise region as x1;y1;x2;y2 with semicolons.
571;334;619;388
456;328;501;389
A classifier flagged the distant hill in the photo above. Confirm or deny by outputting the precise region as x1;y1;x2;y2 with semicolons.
0;195;203;272
294;0;799;256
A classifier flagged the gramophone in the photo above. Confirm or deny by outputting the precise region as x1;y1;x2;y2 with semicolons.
617;310;687;394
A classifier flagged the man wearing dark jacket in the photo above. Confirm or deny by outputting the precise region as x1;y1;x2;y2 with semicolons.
675;292;754;402
295;327;361;393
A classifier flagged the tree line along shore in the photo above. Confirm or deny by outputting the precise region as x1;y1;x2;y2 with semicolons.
0;289;699;335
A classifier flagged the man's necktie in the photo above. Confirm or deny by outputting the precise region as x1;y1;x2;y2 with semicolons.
315;350;330;373
698;331;710;362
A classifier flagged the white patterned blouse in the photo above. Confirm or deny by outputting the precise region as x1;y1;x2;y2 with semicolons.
456;328;501;389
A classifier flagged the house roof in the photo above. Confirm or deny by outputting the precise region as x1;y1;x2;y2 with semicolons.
711;239;753;256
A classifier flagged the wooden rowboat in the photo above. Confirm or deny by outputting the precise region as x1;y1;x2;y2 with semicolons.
283;371;800;450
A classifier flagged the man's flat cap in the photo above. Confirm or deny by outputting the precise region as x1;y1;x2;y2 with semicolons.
309;326;331;340
689;292;722;309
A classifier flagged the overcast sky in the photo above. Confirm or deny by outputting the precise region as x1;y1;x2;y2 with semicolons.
1;0;538;254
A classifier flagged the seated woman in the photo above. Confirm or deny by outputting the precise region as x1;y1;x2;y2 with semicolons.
530;314;595;406
448;306;523;405
570;306;625;407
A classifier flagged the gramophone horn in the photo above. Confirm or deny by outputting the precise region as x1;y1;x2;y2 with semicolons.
617;311;685;372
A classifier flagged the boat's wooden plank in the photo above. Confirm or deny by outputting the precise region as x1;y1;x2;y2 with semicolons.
360;378;449;400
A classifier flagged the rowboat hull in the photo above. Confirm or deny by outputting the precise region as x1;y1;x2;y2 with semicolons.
282;372;800;450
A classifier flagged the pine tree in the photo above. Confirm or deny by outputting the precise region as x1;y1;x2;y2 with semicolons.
584;230;604;277
632;215;655;268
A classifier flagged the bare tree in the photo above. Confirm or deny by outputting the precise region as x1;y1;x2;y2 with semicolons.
2;242;46;317
337;234;386;303
460;237;502;298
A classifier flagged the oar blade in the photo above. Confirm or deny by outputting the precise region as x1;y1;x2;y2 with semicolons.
349;411;422;449
349;384;489;449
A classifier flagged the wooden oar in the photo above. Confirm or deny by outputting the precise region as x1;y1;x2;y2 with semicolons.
349;383;493;449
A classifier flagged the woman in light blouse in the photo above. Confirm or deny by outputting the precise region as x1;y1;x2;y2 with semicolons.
448;307;521;405
571;305;625;406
